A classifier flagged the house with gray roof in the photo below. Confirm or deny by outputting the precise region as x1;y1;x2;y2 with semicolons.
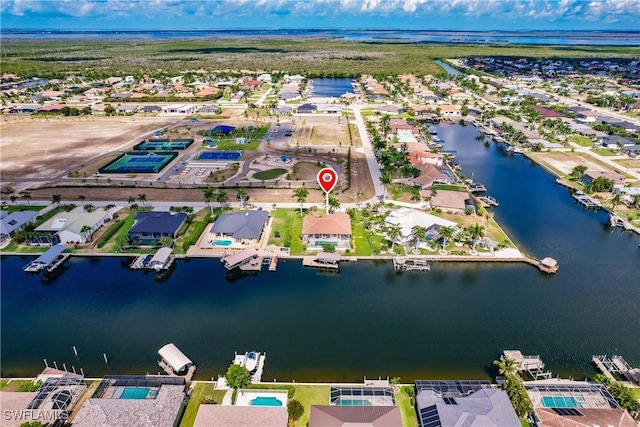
0;210;38;242
209;210;269;246
415;380;520;427
128;211;187;246
31;207;112;245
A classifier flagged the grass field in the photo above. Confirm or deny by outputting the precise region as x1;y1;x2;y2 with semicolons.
253;168;288;180
395;388;419;427
179;383;227;427
591;148;618;156
568;135;594;147
267;208;305;254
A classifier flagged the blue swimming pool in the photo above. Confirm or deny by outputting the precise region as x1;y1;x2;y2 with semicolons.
337;398;372;406
250;396;283;407
214;239;233;246
540;396;580;408
119;387;154;399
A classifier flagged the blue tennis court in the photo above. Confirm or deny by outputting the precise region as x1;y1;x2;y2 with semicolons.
197;151;243;161
99;151;177;174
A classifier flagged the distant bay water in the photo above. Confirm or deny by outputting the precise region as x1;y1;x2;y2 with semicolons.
1;29;639;45
1;124;639;382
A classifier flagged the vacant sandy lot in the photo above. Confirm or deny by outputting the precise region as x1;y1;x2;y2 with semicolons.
293;115;351;147
529;151;621;176
0;116;176;179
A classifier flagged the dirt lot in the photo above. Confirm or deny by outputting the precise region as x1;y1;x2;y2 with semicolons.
293;115;352;147
0;115;176;179
528;151;623;176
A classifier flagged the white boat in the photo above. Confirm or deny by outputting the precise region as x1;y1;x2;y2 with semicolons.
244;351;259;373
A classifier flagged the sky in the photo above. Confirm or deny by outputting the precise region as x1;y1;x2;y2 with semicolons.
1;0;639;32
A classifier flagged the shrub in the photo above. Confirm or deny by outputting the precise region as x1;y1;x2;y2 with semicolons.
274;230;281;238
18;380;42;392
96;219;125;248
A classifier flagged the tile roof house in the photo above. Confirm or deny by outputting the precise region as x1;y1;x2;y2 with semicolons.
408;151;445;167
309;406;402;427
385;207;457;244
416;386;521;427
209;210;269;245
193;405;287;427
430;190;473;213
581;170;625;187
408;163;448;189
302;212;352;249
128;211;187;245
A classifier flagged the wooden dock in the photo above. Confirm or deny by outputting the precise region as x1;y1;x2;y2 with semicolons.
303;257;339;269
239;257;263;271
573;192;602;209
503;350;552;380
479;195;499;207
592;355;617;381
268;256;278;272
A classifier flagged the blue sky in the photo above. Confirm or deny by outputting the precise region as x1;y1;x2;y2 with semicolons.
1;0;639;31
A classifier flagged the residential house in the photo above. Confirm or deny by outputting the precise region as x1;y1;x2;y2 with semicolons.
581;170;625;187
128;211;187;246
318;105;342;114
525;381;636;427
374;104;403;115
532;106;565;118
277;90;301;101
73;375;187;427
390;118;421;135
408;163;448;189
140;105;162;113
309;406;402;427
273;105;293;116
209;210;269;246
438;105;461;117
408;151;444;167
302;212;352;249
31;207;112;245
194;406;287;427
430;190;474;213
0;210;38;242
415;380;521;427
297;103;318;114
40;104;65;113
385;207;457;245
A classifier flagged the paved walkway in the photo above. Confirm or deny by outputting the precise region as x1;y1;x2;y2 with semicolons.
351;104;385;200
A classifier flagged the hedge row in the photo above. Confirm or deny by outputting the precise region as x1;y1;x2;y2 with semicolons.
181;220;209;251
97;219;125;248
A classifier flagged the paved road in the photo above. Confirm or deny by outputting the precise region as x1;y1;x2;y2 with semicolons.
351;104;385;198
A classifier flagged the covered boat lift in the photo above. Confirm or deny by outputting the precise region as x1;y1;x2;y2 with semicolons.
221;247;259;270
24;244;68;272
158;343;196;380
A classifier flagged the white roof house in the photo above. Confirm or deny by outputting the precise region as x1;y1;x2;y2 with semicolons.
34;207;111;245
385;207;456;243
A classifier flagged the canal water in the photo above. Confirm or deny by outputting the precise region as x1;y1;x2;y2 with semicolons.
310;78;353;97
1;124;638;382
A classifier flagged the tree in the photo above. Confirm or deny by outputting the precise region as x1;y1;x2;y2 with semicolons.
83;204;95;212
215;190;229;207
10;195;17;205
130;203;139;212
225;364;251;390
386;224;402;250
611;193;622;211
127;196;136;205
355;191;365;206
287;399;304;424
137;193;147;206
591;176;614;192
493;357;518;377
292;186;309;214
438;226;455;253
104;203;116;214
50;194;62;207
468;223;485;253
379;169;392;186
77;195;86;206
237;188;248;208
411;225;427;252
328;194;340;213
321;242;336;253
203;186;215;214
115;234;129;252
80;225;93;241
570;165;587;180
159;236;174;247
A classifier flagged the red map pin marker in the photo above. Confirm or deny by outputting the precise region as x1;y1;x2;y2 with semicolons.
317;168;337;194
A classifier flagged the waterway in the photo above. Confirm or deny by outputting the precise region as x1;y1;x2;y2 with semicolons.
433;60;464;76
310;78;353;97
1;124;639;382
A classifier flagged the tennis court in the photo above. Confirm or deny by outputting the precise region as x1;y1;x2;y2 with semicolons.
196;151;243;161
133;138;194;151
99;152;178;173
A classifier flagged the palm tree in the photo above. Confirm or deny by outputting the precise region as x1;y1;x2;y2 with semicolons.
203;186;215;214
379;170;392;187
236;188;248;208
127;196;136;205
77;195;86;206
104;203;116;214
386;224;402;251
50;194;62;207
9;195;17;205
468;223;485;253
493;356;518;377
159;236;174;247
80;225;93;242
215;190;228;207
83;204;94;212
438;226;455;254
412;225;428;253
355;191;365;207
137;193;147;206
21;191;32;206
633;194;640;210
130;203;139;212
292;186;309;214
611;193;622;212
327;194;340;213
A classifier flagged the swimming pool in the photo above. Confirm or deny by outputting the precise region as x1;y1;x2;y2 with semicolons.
214;239;233;246
337;398;372;406
250;396;283;407
540;395;580;408
118;387;157;399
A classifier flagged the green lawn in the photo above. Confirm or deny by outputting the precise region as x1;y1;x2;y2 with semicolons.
179;383;227;427
174;208;211;254
267;208;305;255
395;388;419;427
630;387;640;401
350;210;385;256
0;205;45;214
0;379;35;392
253;168;288;180
591;148;618;156
569;135;594;147
290;385;330;427
431;184;468;192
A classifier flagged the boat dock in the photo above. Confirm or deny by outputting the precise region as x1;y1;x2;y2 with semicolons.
232;351;266;383
503;350;552;380
479;195;499;207
592;354;637;383
24;244;70;273
302;252;341;270
469;183;487;193
268;256;278;272
158;343;196;382
393;257;431;271
130;247;175;275
573;192;602;209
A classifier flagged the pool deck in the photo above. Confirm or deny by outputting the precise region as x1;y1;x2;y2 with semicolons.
234;389;288;407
